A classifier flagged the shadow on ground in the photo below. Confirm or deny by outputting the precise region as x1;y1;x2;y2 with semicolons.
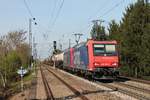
54;89;117;100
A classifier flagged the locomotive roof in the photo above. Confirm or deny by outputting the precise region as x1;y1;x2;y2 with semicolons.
87;39;117;44
73;40;117;48
62;39;117;52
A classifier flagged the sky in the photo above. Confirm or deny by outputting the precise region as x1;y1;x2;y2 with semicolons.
0;0;137;59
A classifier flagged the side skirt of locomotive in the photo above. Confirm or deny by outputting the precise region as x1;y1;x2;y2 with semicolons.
64;66;119;80
92;68;119;80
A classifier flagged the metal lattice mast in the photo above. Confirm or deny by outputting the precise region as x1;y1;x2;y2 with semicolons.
29;18;32;55
92;19;105;40
73;33;83;44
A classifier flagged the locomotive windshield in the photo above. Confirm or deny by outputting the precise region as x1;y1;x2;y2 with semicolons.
93;44;117;56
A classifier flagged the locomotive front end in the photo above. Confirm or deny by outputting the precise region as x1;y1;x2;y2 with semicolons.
87;40;119;79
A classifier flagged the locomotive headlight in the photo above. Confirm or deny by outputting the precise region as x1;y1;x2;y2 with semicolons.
112;62;117;66
94;62;100;66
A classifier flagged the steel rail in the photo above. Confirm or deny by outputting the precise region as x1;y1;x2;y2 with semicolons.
115;82;150;94
118;76;150;85
45;66;89;100
99;82;150;100
40;66;55;100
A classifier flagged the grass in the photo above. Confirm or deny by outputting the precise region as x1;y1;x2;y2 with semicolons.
141;76;150;81
0;79;3;97
0;72;33;99
24;72;33;82
0;79;2;88
8;71;33;96
0;64;38;99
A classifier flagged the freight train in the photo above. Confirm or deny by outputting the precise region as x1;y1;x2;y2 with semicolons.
52;39;119;79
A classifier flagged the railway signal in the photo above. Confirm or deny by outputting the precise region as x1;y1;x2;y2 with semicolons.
53;41;57;50
17;66;27;93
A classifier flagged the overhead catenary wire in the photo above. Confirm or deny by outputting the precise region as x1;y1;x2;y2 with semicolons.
100;0;125;18
59;1;109;41
22;0;63;58
35;0;125;54
79;0;125;34
34;0;59;42
50;0;65;30
23;0;52;56
56;0;125;47
23;0;53;42
48;0;58;26
42;0;65;40
23;0;34;18
87;0;110;21
49;0;111;47
23;0;46;28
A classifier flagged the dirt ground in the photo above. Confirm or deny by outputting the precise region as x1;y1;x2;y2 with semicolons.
8;89;29;100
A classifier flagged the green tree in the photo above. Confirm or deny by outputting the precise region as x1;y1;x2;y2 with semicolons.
0;30;30;88
108;20;120;40
5;51;21;82
90;22;106;40
16;43;30;68
119;0;150;77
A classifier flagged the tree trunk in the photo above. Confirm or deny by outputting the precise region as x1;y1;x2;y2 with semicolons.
0;71;6;88
135;67;138;78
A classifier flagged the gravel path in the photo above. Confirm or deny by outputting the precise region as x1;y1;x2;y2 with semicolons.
122;80;150;91
9;90;29;100
108;82;150;99
36;69;47;99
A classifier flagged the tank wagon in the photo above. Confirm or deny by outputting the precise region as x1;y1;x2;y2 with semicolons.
52;52;64;68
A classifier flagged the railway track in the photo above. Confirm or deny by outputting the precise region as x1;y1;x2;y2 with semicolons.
45;66;89;100
65;69;150;99
115;81;150;94
28;76;37;99
118;76;150;85
42;65;150;100
40;66;54;100
98;81;150;100
56;67;150;99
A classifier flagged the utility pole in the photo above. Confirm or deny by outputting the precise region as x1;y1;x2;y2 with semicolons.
33;37;37;75
33;37;37;60
69;39;71;48
73;33;83;44
29;18;32;55
58;39;62;50
29;18;37;69
92;20;104;26
29;18;32;69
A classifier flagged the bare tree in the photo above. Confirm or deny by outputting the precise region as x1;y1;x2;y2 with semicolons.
0;30;29;89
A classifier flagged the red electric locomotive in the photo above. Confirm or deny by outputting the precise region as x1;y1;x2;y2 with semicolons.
63;39;119;79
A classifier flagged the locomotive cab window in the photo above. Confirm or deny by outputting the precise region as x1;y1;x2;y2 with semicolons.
93;44;117;56
93;44;105;55
105;45;116;53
